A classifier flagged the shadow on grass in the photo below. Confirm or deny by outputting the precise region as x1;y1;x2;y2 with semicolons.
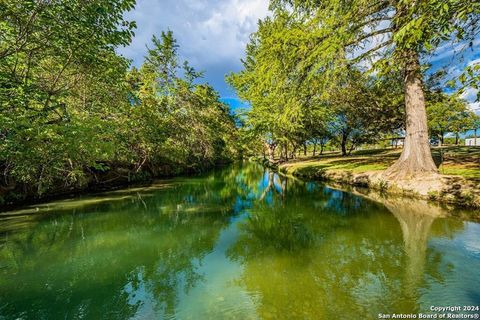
286;146;478;181
436;147;480;165
325;157;395;170
292;165;329;180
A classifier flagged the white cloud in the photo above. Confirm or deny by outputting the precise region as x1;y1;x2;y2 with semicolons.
118;1;479;109
429;39;480;66
467;58;480;67
460;87;480;115
118;0;270;97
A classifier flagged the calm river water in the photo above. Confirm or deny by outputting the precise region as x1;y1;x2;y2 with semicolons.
0;162;479;319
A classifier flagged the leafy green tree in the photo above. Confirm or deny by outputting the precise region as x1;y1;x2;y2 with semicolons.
227;15;332;162
0;0;136;195
268;0;480;179
228;9;406;161
126;32;238;173
0;2;239;203
427;93;477;145
325;69;404;155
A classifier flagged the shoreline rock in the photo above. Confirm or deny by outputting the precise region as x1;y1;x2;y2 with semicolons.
276;162;480;210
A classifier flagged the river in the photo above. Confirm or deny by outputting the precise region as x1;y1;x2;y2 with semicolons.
0;162;479;319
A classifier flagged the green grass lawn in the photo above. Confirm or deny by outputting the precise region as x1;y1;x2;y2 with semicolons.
435;147;480;180
280;146;480;181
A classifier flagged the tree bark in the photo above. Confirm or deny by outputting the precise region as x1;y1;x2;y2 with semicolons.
264;142;276;163
283;144;288;161
290;145;296;159
347;143;355;156
313;142;317;156
341;132;348;156
303;143;307;156
289;143;295;159
383;51;438;179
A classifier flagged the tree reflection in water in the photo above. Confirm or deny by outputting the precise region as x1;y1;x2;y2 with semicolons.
0;163;474;320
0;166;252;319
228;167;467;319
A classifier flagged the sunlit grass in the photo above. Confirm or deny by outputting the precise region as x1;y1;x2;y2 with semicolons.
282;146;480;181
439;166;480;179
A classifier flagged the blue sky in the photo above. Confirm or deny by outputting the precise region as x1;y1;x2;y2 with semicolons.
428;40;480;115
118;0;270;111
118;0;479;115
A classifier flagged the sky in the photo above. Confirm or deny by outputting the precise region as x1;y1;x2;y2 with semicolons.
118;0;270;110
428;41;480;115
118;0;479;116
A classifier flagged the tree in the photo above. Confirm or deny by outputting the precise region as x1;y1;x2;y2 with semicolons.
268;0;480;179
0;0;136;195
227;15;334;162
325;69;404;156
0;3;239;202
427;93;477;145
228;14;404;159
126;32;238;173
303;102;332;156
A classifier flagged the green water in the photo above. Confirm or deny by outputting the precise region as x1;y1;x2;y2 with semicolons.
0;163;479;320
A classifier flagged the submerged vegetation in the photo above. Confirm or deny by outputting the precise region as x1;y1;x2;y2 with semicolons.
0;1;238;204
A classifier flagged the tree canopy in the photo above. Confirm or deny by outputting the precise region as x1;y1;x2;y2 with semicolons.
0;1;239;203
228;0;480;179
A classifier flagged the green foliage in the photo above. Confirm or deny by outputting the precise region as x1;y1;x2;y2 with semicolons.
427;92;478;143
0;2;238;200
125;34;238;173
227;13;404;159
292;166;327;180
229;0;479;165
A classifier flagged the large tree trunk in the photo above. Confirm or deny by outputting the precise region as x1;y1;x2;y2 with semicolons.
383;52;437;180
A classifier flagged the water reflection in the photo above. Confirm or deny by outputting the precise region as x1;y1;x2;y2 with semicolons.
0;163;478;320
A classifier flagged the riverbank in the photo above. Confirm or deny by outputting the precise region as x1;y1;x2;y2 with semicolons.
270;147;480;209
0;161;232;210
2;162;479;318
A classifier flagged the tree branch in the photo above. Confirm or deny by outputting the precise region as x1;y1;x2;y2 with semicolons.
351;39;393;63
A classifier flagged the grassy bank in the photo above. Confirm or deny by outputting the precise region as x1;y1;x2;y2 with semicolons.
277;146;480;209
